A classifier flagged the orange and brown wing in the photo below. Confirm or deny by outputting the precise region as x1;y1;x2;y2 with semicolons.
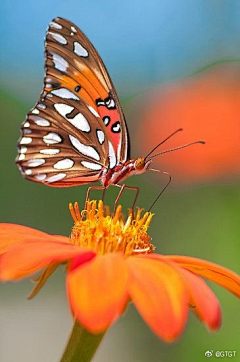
16;17;130;186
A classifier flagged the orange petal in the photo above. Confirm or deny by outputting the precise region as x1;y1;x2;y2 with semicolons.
177;267;221;330
0;223;49;254
165;255;240;298
126;256;189;342
0;239;95;280
67;253;128;333
0;223;69;254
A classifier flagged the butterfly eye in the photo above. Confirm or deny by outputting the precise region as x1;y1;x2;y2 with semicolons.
135;158;145;170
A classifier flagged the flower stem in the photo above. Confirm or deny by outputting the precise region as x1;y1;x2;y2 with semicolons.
61;320;105;362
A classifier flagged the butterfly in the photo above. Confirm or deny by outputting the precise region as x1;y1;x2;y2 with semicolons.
16;17;204;209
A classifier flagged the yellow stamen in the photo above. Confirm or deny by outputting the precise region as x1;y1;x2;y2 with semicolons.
69;203;78;223
74;202;82;221
69;201;155;256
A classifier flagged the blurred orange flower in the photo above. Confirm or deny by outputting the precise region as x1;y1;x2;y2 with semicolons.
0;201;239;342
138;65;240;182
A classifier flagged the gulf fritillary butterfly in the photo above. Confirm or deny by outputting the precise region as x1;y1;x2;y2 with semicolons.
16;17;204;208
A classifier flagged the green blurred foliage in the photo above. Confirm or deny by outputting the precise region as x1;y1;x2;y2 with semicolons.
0;91;239;362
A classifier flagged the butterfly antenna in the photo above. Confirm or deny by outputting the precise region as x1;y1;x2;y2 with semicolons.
144;128;183;160
149;140;205;159
148;170;172;212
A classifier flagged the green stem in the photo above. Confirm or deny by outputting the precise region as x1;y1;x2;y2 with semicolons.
61;320;106;362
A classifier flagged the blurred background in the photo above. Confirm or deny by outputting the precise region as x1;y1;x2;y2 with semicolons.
0;1;240;361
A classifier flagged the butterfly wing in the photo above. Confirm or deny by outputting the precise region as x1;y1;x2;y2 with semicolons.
16;17;130;186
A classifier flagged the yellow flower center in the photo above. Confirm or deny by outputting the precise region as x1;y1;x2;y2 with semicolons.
69;200;155;256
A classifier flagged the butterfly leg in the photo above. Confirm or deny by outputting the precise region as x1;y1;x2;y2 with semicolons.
85;186;106;208
114;184;140;215
101;187;106;202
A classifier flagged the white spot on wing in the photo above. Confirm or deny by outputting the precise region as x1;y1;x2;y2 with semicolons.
25;169;32;175
97;130;105;145
26;159;45;167
20;137;32;144
52;88;79;101
35;174;47;181
106;99;115;108
74;41;88;57
54;103;74;117
52;53;68;72
103;116;110;126
18;154;25;161
54;104;90;132
108;141;117;168
23;129;32;135
48;32;67;45
88;106;100;117
23;122;30;127
43;133;62;144
71;26;77;33
20;147;27;153
32;109;40;114
40;149;60;155
38;104;46;110
96;99;105;106
50;21;62;30
69;135;100;161
53;158;74;170
68;113;90;132
81;161;102;171
47;173;66;183
34;118;51;127
112;123;121;132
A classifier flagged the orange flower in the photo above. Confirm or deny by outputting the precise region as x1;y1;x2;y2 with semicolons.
0;201;239;342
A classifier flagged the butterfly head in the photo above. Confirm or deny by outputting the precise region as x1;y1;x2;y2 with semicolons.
134;157;152;173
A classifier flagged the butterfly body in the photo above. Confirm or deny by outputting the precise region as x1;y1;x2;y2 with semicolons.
101;158;152;187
